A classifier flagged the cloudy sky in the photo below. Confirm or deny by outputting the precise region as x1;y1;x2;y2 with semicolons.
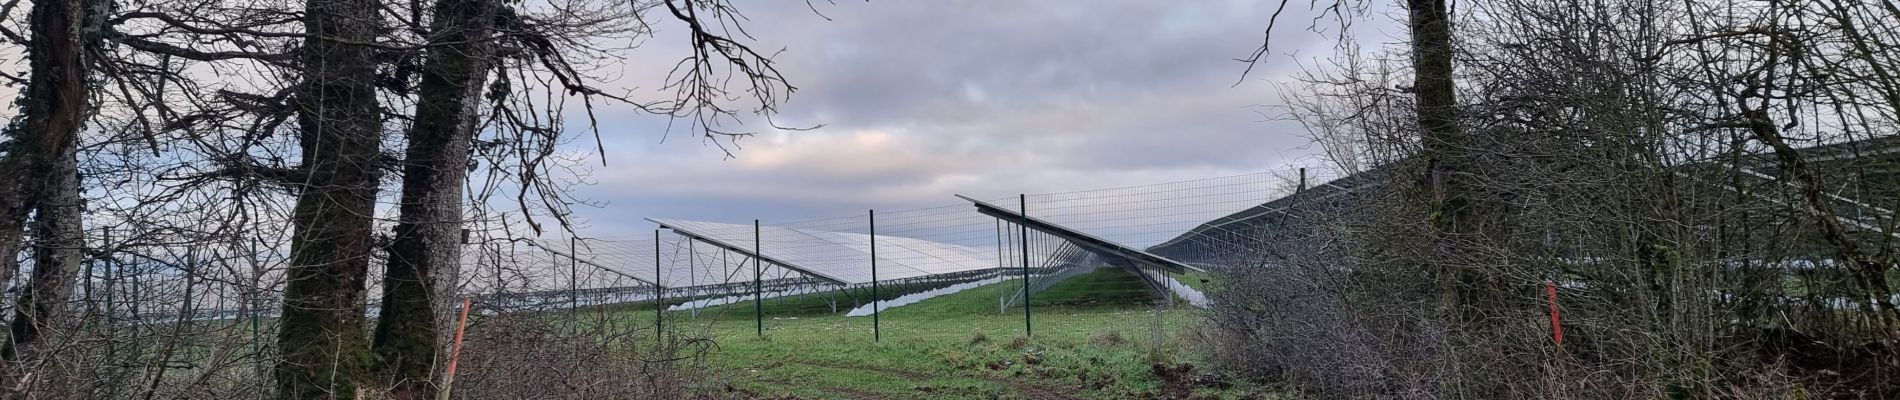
0;0;1397;240
554;0;1400;238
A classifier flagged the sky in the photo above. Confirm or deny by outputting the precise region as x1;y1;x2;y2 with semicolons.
557;0;1391;238
0;0;1399;242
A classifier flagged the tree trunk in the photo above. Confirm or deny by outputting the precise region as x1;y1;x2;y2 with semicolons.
1408;0;1481;312
370;0;500;397
0;0;90;318
275;0;385;397
1406;0;1491;392
1;147;84;396
1410;0;1468;236
0;0;91;391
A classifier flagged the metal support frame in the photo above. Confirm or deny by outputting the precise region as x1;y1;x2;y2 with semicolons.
569;237;578;313
689;239;699;318
957;194;1193;276
648;218;849;286
996;219;1007;313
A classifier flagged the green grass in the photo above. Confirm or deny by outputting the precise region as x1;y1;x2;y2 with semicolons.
90;268;1267;399
1028;268;1164;307
1177;270;1218;293
657;267;1269;399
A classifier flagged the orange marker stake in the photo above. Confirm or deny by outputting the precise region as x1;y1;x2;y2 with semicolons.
1546;281;1563;345
439;298;473;400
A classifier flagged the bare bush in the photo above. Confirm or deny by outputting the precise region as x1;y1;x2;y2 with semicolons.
451;313;705;400
1218;0;1900;397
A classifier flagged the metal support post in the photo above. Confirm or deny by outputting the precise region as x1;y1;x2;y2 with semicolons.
568;237;578;312
689;239;699;319
996;219;1006;313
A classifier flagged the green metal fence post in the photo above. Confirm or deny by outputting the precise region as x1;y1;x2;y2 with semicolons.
655;229;664;342
1020;194;1031;337
754;219;763;337
869;209;880;343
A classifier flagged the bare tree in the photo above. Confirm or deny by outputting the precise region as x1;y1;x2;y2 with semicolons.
0;0;95;395
2;148;85;396
274;0;388;396
0;0;91;286
369;0;504;397
373;1;800;398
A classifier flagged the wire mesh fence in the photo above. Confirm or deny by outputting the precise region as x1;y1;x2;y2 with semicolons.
41;129;1899;399
45;167;1341;397
405;169;1329;346
464;169;1334;342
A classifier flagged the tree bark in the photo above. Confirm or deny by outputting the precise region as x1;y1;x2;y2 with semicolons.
370;0;500;397
1409;0;1483;318
0;0;90;318
275;0;385;397
1;147;84;395
1410;0;1469;235
1406;0;1493;392
0;0;92;391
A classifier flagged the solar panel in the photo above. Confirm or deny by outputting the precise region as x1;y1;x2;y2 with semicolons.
456;245;614;294
521;236;806;290
648;218;1002;285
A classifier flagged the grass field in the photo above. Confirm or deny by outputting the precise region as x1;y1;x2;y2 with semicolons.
658;268;1271;399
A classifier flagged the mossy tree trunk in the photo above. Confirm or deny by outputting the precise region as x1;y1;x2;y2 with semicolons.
2;147;84;394
0;0;92;392
1410;0;1466;234
370;0;501;397
1408;0;1484;316
275;0;385;397
0;0;91;318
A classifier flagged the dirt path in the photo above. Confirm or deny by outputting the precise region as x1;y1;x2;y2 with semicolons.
987;377;1084;400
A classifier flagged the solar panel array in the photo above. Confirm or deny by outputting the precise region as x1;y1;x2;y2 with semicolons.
974;173;1293;250
1145;170;1380;270
457;172;1308;304
648;218;1000;285
558;236;783;288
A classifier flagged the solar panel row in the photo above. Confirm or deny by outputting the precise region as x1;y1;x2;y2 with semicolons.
647;218;1001;285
